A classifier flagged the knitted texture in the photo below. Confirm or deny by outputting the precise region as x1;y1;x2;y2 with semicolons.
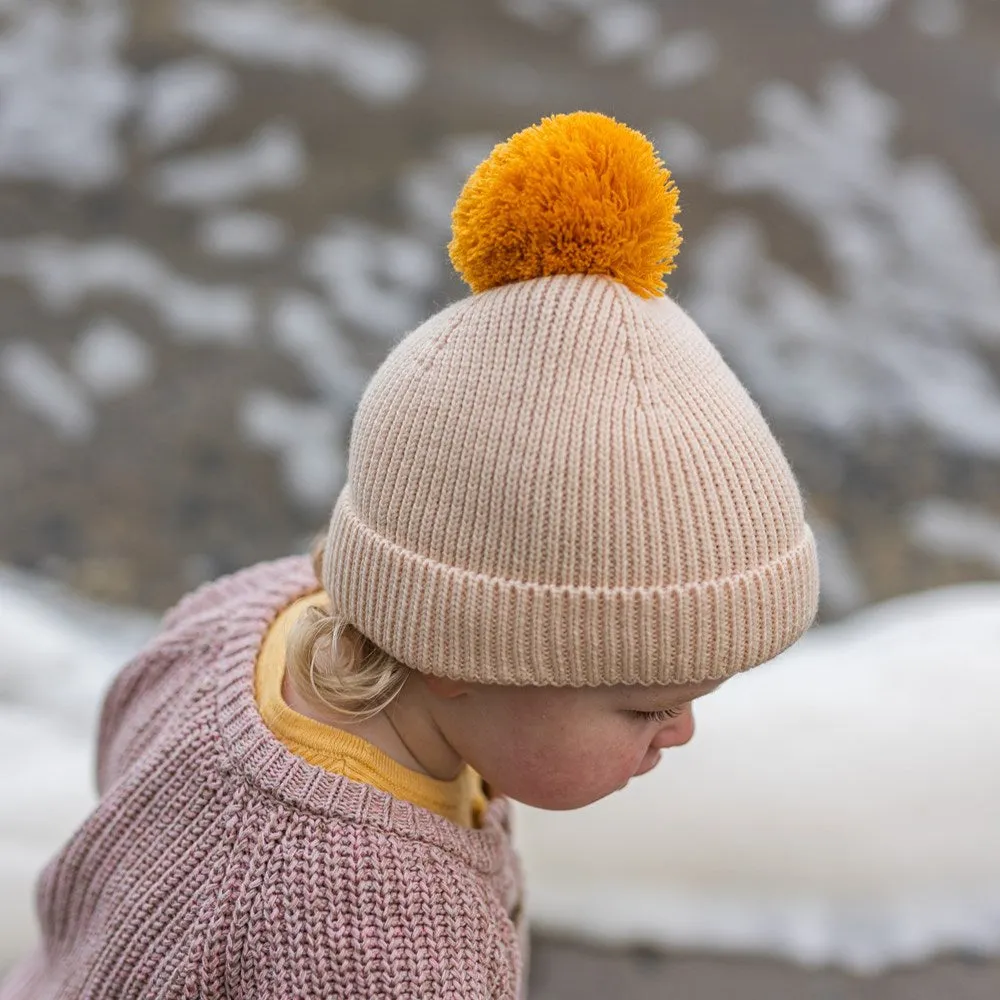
323;273;819;687
0;559;525;1000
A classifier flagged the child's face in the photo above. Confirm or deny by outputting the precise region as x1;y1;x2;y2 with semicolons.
427;676;724;810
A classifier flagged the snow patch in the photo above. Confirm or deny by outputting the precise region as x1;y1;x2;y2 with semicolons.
0;707;102;968
0;566;154;731
0;237;254;344
500;0;604;30
182;0;424;104
0;1;133;188
907;498;1000;573
909;0;964;37
71;318;153;398
690;66;1000;454
644;30;719;89
239;293;365;509
654;120;710;177
581;1;659;62
817;0;893;29
139;57;237;152
239;389;345;509
502;0;717;85
197;211;287;258
399;135;497;240
152;121;305;206
271;292;364;402
0;342;93;439
0;566;155;969
304;220;440;339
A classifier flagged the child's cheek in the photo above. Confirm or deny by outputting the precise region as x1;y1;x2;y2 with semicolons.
515;738;619;805
563;730;646;792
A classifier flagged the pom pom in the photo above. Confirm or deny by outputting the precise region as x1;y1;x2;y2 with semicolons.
448;111;682;298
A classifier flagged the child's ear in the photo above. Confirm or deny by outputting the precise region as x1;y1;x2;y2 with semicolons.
423;675;472;699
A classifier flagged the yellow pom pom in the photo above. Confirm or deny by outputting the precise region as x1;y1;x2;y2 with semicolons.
448;111;681;298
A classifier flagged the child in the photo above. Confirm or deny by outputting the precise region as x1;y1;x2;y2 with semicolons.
1;112;819;999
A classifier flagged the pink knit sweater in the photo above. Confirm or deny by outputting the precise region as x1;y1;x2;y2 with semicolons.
1;558;526;999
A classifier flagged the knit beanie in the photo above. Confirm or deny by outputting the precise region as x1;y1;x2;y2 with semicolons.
321;111;819;687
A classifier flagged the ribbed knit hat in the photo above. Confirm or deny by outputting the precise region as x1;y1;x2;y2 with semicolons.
322;112;819;687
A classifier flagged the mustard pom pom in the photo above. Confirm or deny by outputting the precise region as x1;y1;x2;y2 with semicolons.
448;111;682;298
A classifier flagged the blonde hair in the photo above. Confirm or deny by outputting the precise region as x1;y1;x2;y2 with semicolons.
285;538;410;721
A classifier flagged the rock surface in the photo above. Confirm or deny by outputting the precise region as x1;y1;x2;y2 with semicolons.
2;0;999;611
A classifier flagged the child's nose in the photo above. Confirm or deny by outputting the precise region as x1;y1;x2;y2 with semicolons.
651;708;695;749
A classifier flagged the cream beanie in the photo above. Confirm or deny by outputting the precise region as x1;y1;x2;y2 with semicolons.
322;112;819;687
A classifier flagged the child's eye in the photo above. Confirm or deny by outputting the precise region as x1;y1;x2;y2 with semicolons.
629;706;684;723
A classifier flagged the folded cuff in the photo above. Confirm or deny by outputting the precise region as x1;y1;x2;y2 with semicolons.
323;489;820;687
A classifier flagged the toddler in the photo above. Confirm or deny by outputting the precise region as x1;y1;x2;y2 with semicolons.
1;112;819;999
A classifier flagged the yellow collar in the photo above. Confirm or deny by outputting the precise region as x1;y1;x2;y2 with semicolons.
254;591;485;828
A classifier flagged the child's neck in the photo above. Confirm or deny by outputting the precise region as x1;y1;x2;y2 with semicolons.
282;672;465;781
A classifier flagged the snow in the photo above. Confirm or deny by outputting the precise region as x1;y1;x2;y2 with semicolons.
270;292;364;402
1;318;153;437
152;121;305;206
0;710;99;969
239;389;345;510
500;0;604;30
0;237;254;345
909;0;964;38
907;499;1000;573
303;220;441;340
0;342;93;439
197;211;288;258
643;31;719;89
817;0;963;34
237;292;365;510
0;567;152;730
580;2;659;62
0;569;155;969
398;135;497;241
690;66;1000;456
181;0;424;104
653;120;710;177
811;517;869;615
500;0;719;86
71;319;153;398
818;0;893;29
139;58;237;152
1;567;998;972
0;1;132;188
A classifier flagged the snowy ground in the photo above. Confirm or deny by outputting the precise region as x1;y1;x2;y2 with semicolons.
1;567;997;974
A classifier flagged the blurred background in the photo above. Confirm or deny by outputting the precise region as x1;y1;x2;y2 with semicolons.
1;0;999;997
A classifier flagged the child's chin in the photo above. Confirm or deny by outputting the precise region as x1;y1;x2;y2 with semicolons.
514;784;627;811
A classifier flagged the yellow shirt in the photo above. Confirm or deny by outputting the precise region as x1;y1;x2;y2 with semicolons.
254;592;486;828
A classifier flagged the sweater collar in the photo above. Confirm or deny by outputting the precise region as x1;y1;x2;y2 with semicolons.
211;555;515;874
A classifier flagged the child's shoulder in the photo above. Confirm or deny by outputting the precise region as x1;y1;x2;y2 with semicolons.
160;554;317;634
96;554;318;792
